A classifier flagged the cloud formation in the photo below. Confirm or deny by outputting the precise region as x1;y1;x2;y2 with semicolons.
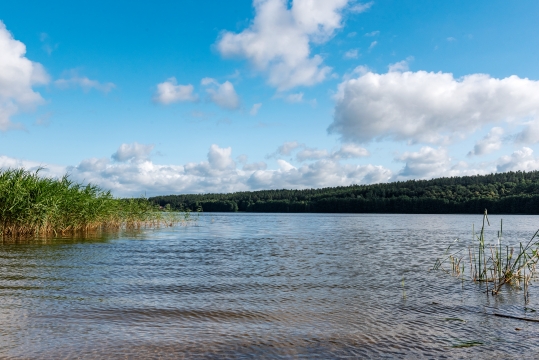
330;68;539;144
154;77;198;104
55;71;115;93
64;144;390;196
468;127;504;156
202;78;240;110
497;147;539;173
343;49;359;59
5;143;539;198
0;21;49;131
111;142;154;162
272;141;369;162
217;0;351;90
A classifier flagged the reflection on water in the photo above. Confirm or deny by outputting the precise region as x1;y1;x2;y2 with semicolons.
2;213;539;358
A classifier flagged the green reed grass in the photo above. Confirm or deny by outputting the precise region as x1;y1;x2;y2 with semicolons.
433;209;539;300
0;168;187;237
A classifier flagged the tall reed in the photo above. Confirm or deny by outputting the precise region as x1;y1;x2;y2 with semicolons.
0;168;184;237
433;209;539;300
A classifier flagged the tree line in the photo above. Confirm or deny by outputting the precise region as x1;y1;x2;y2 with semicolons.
148;171;539;214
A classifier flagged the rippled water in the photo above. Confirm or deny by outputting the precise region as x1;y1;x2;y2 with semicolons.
2;213;539;358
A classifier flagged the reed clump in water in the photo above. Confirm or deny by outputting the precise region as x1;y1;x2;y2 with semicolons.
433;210;539;300
0;168;184;237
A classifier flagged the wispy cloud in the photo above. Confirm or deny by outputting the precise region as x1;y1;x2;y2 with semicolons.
55;70;115;93
344;49;359;59
250;103;262;116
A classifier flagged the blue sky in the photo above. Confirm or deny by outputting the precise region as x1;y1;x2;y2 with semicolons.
1;0;538;196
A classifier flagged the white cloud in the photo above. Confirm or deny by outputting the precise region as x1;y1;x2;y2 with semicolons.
217;0;351;90
296;148;329;161
286;92;304;103
496;147;539;173
272;141;369;162
202;78;240;110
368;41;377;50
0;21;49;131
0;155;64;176
275;141;302;156
394;146;493;181
388;57;412;72
250;103;262;115
153;77;197;104
349;1;373;13
329;69;539;144
243;161;267;171
55;70;115;93
447;37;457;42
344;49;359;59
111;142;154;163
248;160;390;189
15;143;539;198
468;127;504;156
515;120;539;144
364;30;379;37
333;143;369;159
395;146;451;180
67;144;391;196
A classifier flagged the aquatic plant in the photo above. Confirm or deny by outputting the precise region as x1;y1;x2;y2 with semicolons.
433;210;539;300
0;168;187;237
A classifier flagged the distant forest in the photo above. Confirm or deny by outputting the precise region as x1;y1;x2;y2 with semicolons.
149;171;539;214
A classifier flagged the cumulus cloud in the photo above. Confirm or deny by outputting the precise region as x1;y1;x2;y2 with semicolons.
55;70;115;93
0;21;49;131
395;147;451;180
329;69;539;144
270;141;369;162
368;41;377;50
248;160;390;189
15;143;539;198
153;77;198;104
202;78;240;110
66;144;390;196
217;0;351;90
515;120;539;144
468;127;504;157
111;142;154;162
496;147;539;173
394;146;492;181
250;103;262;115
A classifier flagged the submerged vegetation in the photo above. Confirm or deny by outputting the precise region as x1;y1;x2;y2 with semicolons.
433;210;539;301
0;168;184;238
150;170;539;214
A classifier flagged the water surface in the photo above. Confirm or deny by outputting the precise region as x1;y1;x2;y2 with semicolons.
1;213;539;358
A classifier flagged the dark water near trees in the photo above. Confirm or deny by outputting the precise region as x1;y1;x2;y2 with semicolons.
1;213;539;358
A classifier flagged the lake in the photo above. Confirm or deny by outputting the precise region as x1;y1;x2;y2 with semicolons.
1;213;539;358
